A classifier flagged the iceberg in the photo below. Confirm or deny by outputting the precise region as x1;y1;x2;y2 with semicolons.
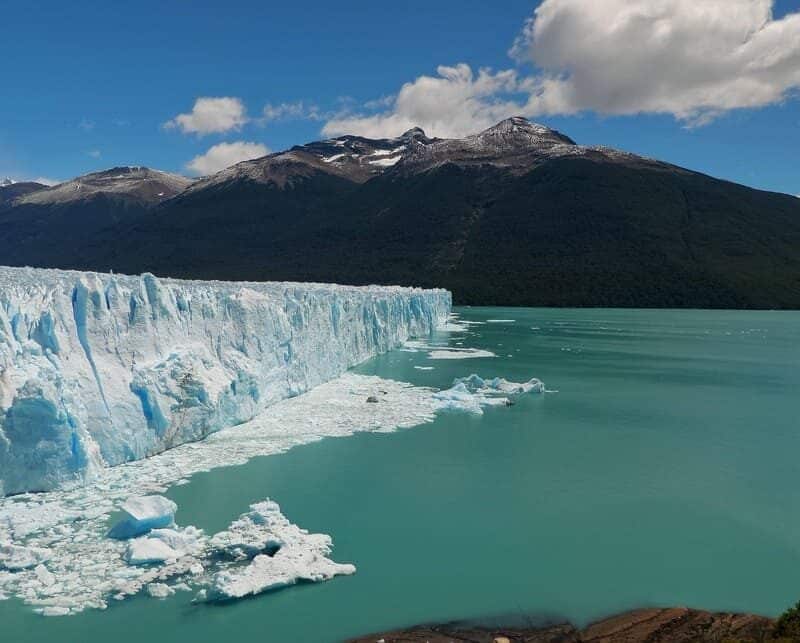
0;266;450;495
433;374;545;414
108;495;177;539
206;500;355;600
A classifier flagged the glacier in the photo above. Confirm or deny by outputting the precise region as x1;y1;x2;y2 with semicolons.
0;266;450;496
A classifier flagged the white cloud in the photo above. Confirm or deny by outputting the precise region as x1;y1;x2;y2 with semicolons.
322;64;528;138
165;97;249;135
512;0;800;124
78;119;95;132
321;1;800;138
186;141;269;175
87;149;101;159
261;101;321;123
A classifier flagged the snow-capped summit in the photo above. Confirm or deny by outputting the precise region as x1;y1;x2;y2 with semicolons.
17;166;193;206
474;116;576;148
1;177;15;187
183;128;438;193
394;115;584;174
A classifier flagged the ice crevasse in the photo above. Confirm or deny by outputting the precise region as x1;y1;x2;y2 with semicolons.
0;266;451;495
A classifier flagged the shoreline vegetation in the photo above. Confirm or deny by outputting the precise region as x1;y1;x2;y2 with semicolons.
349;604;800;642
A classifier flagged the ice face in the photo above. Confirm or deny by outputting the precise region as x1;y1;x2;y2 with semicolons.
0;266;450;495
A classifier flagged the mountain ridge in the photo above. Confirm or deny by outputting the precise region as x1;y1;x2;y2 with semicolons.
1;117;799;309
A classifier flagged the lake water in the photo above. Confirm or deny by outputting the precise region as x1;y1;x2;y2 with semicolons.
3;307;800;642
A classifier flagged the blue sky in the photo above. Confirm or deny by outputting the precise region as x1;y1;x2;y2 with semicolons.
1;0;798;195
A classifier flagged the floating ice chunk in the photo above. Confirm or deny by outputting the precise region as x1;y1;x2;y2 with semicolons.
41;606;71;616
433;374;545;415
147;527;205;556
210;499;299;560
0;542;51;570
108;495;177;539
414;366;434;371
124;524;205;566
34;563;56;586
146;583;175;598
208;550;355;600
206;500;355;600
454;374;545;395
126;537;178;565
427;348;496;360
486;319;515;323
433;383;485;414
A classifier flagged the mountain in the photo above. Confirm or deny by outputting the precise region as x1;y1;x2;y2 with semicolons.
0;167;193;271
2;119;799;308
0;178;47;205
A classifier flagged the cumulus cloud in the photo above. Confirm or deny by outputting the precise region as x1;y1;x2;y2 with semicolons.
186;141;269;175
165;97;249;135
513;0;800;124
322;64;528;138
321;1;800;138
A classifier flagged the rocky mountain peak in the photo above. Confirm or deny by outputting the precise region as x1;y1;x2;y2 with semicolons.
400;127;428;141
474;116;576;148
16;166;193;206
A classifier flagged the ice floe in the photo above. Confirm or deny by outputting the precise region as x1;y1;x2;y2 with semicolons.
433;374;545;415
427;348;497;360
206;500;355;600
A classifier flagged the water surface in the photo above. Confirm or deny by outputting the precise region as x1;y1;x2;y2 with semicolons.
3;307;799;642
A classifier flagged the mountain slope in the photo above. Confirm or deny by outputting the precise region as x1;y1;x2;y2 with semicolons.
0;167;193;270
0;179;47;205
2;119;799;308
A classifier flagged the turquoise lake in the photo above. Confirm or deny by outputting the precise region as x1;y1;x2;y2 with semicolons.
3;306;800;642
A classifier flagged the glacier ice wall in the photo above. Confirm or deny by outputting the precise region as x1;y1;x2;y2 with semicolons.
0;266;450;495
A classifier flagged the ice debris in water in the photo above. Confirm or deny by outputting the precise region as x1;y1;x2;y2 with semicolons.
122;498;354;602
433;374;545;414
108;496;177;539
0;542;51;571
0;354;543;615
0;374;442;615
427;348;497;360
125;527;205;566
0;266;450;496
206;500;355;600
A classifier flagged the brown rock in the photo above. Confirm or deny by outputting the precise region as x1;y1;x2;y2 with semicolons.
349;607;777;643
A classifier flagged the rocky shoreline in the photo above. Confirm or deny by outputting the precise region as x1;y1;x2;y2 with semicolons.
349;607;783;642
